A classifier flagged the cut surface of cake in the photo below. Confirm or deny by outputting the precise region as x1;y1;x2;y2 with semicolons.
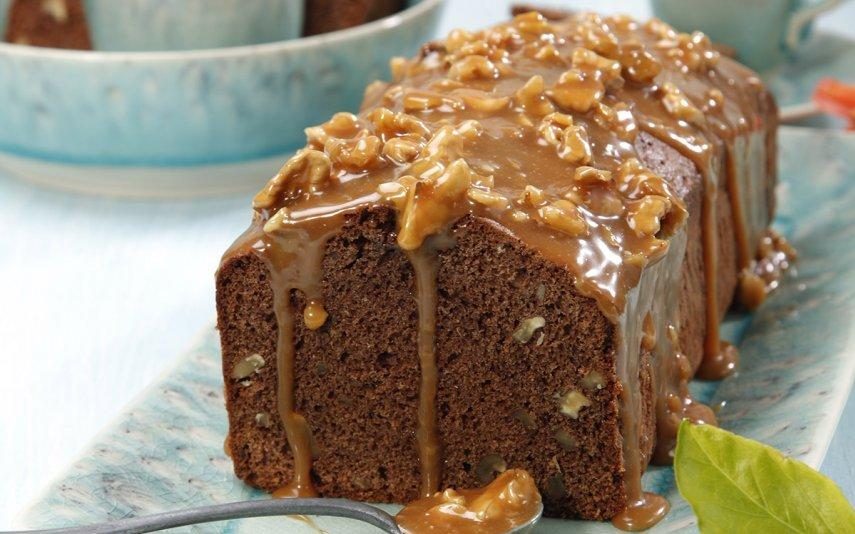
216;10;793;526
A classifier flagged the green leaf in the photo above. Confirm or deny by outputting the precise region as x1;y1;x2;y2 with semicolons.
674;421;855;534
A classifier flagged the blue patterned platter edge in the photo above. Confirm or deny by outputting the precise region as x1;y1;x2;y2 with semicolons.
17;127;855;533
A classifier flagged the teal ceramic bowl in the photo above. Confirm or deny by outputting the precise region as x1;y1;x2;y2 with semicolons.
0;0;444;196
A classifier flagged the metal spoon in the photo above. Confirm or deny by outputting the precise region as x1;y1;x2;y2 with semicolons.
4;499;401;534
3;497;543;534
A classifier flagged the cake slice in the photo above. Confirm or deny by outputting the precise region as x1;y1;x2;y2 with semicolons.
216;11;787;523
303;0;405;36
4;0;91;49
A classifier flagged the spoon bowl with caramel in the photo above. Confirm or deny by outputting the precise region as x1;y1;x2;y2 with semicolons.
5;469;543;534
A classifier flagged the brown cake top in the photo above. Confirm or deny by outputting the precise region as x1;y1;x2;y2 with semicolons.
249;11;766;318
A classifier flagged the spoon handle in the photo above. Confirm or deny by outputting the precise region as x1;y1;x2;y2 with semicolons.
3;498;402;534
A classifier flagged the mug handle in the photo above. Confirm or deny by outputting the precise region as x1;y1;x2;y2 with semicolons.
785;0;842;52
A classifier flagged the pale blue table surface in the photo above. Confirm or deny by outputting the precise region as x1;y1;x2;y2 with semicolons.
0;0;852;526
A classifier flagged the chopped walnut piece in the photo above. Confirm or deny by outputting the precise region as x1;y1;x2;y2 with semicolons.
255;412;272;428
554;428;577;451
627;195;671;237
512;408;538;431
467;187;510;210
616;158;670;200
573;166;612;184
368;108;431;141
666;31;719;72
571;15;619;56
402;89;463;112
581;370;605;391
558;124;592;164
558;390;591;419
618;43;662;83
513;316;546;343
397;159;474;250
512;11;553;36
518;184;546;207
253;149;332;211
660;82;704;124
325;135;383;171
514;75;555;116
455;88;511;113
326;112;362;137
587;191;625;216
449;55;499;81
538;199;588;237
534;43;561;62
571;47;622;84
537;112;574;147
549;68;604;113
475;453;507;483
510;210;530;223
644;17;678;40
591;102;638;141
402;90;443;111
445;28;475;53
382;137;423;165
705;88;725;112
232;354;265;380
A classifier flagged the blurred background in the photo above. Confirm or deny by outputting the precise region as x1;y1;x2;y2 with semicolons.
0;0;853;526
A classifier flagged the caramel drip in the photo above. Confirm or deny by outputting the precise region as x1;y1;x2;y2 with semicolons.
256;204;363;498
269;281;317;498
406;245;443;497
699;166;733;379
615;224;687;517
652;325;716;465
611;492;670;532
727;143;753;269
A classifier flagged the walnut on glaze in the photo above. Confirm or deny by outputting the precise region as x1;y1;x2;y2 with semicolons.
660;82;705;125
536;112;592;164
252;11;720;300
253;149;332;212
514;75;555;116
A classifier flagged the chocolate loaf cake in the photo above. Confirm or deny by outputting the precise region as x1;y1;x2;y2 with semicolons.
4;0;91;49
303;0;404;36
216;11;790;525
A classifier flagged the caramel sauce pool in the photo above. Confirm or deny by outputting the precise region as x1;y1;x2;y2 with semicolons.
396;469;542;534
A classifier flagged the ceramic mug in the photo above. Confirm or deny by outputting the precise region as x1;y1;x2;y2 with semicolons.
651;0;841;72
83;0;304;51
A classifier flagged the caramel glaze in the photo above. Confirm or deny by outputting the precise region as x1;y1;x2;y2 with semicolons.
220;11;790;528
396;469;542;534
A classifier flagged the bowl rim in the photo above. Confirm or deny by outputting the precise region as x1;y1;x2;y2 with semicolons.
0;0;444;62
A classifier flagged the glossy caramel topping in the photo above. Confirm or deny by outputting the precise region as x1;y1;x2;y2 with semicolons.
226;10;784;525
396;469;542;534
252;11;736;319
